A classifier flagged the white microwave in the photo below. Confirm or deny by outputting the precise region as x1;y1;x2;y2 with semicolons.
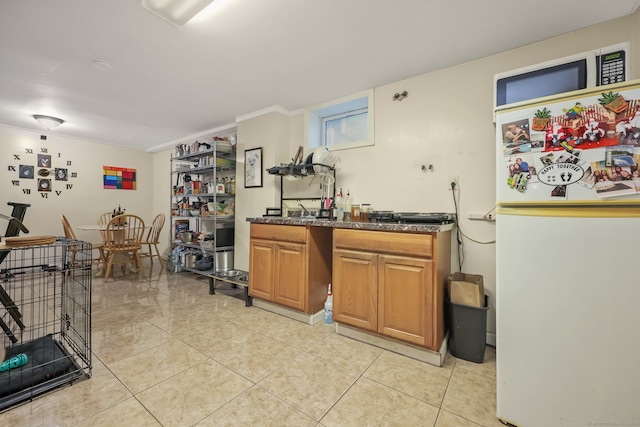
493;42;630;110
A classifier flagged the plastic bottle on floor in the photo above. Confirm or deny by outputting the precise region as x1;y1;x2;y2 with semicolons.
324;283;333;324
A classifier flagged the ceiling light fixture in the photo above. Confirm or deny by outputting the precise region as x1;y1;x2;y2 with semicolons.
92;59;114;72
33;115;64;130
142;0;215;28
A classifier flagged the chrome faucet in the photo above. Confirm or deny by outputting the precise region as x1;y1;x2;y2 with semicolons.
298;202;310;217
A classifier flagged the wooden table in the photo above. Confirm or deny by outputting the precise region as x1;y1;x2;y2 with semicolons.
77;224;150;277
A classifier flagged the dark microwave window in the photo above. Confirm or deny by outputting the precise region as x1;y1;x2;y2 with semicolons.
496;59;587;106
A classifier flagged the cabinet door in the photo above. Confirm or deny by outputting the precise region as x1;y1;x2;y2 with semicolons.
333;249;378;332
378;255;434;348
273;243;307;311
249;239;275;301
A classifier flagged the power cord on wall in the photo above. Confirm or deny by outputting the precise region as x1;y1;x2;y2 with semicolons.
450;181;464;272
449;180;496;273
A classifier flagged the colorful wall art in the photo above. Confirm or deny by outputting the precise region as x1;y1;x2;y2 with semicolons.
103;166;136;190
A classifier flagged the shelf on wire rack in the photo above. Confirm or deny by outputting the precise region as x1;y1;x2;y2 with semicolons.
267;163;334;177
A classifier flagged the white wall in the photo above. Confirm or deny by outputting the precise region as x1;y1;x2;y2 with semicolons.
0;126;154;243
234;111;291;271
152;148;173;257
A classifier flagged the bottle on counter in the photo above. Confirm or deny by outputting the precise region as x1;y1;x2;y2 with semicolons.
344;190;352;222
361;204;371;222
351;204;361;222
335;188;344;221
324;283;333;324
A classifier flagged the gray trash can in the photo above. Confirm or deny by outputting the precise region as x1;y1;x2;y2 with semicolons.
446;294;489;363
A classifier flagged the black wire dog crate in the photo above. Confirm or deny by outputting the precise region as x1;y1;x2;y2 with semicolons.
0;237;92;412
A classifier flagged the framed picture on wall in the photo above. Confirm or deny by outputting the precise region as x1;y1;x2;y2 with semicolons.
244;147;263;188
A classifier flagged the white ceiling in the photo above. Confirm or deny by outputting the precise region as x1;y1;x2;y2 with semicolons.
1;0;639;152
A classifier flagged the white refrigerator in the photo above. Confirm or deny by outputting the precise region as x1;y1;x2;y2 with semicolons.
495;80;640;426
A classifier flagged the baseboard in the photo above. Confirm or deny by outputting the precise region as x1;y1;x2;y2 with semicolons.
335;323;447;367
486;332;496;347
252;299;324;325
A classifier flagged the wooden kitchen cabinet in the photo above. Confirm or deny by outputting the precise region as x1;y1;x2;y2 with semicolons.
248;240;275;301
378;255;433;347
249;223;331;314
273;242;306;311
333;228;450;351
332;249;378;331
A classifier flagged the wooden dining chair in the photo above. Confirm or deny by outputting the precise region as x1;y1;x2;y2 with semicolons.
139;213;165;270
102;214;145;281
97;212;112;242
60;214;106;270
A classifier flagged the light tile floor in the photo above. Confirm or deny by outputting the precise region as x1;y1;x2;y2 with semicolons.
0;265;502;426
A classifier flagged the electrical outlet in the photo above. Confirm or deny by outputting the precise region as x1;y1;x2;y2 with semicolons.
448;175;458;190
468;212;496;221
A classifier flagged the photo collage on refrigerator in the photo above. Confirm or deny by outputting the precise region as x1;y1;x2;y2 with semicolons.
500;89;640;199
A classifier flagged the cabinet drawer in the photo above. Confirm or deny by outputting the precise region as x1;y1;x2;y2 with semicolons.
334;229;432;258
251;223;307;244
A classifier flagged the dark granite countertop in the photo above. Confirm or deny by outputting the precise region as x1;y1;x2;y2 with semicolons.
246;217;454;233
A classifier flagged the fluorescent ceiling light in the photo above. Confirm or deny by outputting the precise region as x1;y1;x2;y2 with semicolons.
33;115;64;130
142;0;215;28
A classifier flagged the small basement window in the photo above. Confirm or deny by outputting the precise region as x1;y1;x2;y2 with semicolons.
305;89;374;151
